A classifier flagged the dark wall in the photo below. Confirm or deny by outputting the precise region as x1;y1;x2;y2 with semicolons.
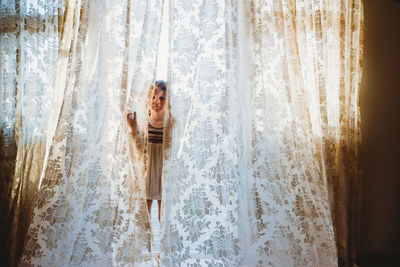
360;0;400;253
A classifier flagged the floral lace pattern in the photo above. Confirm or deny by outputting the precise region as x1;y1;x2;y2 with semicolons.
0;1;61;266
161;0;362;266
18;0;164;265
1;0;363;266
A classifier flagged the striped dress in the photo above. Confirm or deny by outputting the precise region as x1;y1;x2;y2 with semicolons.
145;120;163;200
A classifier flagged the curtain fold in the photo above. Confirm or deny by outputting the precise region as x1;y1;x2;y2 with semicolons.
17;0;164;265
285;1;364;265
0;1;60;266
1;0;363;266
162;0;362;266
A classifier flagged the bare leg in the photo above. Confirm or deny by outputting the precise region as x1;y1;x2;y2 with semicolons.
146;199;153;253
147;199;152;218
157;200;162;222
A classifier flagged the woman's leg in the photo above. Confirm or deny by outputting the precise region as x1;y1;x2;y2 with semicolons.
147;199;153;217
157;200;161;222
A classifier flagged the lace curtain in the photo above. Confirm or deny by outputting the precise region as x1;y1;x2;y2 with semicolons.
162;0;362;266
1;0;363;266
15;0;164;265
0;1;60;266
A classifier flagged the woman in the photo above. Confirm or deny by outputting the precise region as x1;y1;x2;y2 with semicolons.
127;80;167;222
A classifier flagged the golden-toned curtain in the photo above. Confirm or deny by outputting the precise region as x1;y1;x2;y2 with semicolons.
162;0;363;266
0;1;61;266
1;0;363;266
1;0;164;265
17;0;165;265
280;1;364;265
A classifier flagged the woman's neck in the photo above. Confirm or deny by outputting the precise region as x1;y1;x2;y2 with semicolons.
149;110;164;127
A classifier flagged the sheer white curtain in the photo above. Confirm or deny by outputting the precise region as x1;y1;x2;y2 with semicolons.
19;0;164;265
0;1;60;266
162;0;362;266
1;0;363;266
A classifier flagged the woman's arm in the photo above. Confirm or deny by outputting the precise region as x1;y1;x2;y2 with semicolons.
126;111;145;152
127;111;138;135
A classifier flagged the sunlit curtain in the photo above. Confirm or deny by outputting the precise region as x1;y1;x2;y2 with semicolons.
18;0;164;265
0;1;60;266
292;1;363;266
1;0;363;266
162;0;362;266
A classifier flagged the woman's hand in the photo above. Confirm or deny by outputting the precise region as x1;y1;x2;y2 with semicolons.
126;111;138;134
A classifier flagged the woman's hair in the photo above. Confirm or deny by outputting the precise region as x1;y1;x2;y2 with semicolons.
155;80;167;91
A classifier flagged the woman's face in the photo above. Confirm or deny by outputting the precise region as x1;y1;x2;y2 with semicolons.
150;86;166;113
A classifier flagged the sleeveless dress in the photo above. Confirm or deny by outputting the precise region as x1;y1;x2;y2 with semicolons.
146;120;163;200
